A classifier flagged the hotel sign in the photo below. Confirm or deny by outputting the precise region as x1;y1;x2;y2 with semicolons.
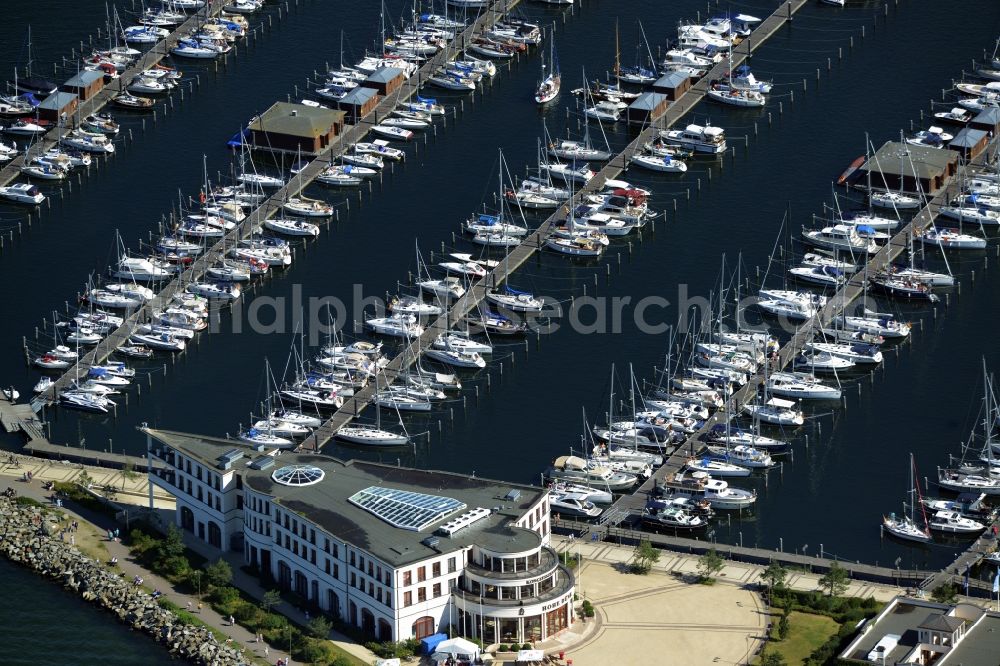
541;592;571;612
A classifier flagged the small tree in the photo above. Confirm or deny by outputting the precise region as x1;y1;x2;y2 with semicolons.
931;583;960;605
776;613;789;640
77;470;94;489
760;561;788;596
697;549;725;583
630;539;660;574
203;558;233;590
307;615;332;639
760;651;787;666
159;523;186;561
818;562;850;597
261;589;282;614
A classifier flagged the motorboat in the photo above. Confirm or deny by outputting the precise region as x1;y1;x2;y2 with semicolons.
59;391;114;413
129;331;185;352
630;153;687;173
250;418;310;439
438;260;487;279
0;183;44;205
705;424;789;451
427;70;477;91
547;455;637;491
904;126;952;148
340;152;383;170
424;346;486;369
928;510;985;535
365;314;424;338
3;119;50;136
21;163;66;180
371;124;414;141
660;124;726;154
116;345;153;359
354;140;405;161
583;100;621;123
186;281;241;301
641;505;708;530
788;265;846;287
702;444;774;469
112;93;155;110
419;276;466;300
766;372;841;400
124;25;169;44
470;232;520;248
380;115;429;131
170;39;219;59
464;213;527;236
547;482;612;505
802;225;879;254
671;471;757;510
545;236;604;257
317;164;366;186
920;227;987;250
549;492;602;518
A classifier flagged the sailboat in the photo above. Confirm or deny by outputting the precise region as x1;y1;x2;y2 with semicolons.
336;368;410;446
937;361;1000;496
882;453;932;543
614;21;658;86
11;27;58;96
534;27;560;105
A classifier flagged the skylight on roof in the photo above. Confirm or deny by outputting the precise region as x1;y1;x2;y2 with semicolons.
271;464;325;487
348;486;466;532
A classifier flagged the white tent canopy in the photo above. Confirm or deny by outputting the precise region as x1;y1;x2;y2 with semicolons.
435;637;481;657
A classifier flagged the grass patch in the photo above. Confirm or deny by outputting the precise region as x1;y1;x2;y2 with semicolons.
765;612;839;665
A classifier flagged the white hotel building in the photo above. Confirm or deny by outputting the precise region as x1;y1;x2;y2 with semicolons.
145;428;575;645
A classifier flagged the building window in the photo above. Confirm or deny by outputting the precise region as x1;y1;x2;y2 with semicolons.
417;588;426;603
403;571;412;586
350;573;356;587
404;591;412;607
324;538;330;553
432;583;441;598
385;591;392;608
367;562;373;576
432;562;441;577
350;552;356;567
333;564;339;579
448;557;456;574
417;567;426;583
325;559;331;575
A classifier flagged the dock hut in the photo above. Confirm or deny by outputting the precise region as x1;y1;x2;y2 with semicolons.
36;92;78;123
969;107;1000;135
337;87;381;124
364;67;405;96
247;102;345;156
652;72;691;100
626;92;669;126
61;70;105;102
948;128;989;161
857;141;959;196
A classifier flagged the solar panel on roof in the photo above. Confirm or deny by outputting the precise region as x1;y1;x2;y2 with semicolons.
348;486;466;532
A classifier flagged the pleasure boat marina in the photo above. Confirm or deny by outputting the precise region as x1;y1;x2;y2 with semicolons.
3;0;1000;592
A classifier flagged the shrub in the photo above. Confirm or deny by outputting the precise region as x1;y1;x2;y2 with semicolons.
14;496;44;507
233;601;263;626
209;585;240;607
521;643;534;650
203;558;233;590
330;657;355;666
498;644;511;652
129;529;158;556
160;554;191;579
307;615;332;639
260;612;289;632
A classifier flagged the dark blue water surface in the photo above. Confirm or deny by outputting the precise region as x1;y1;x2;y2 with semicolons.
0;4;998;637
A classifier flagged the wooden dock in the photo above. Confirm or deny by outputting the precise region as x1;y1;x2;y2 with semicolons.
34;0;523;409
0;0;234;191
0;395;45;441
297;0;814;450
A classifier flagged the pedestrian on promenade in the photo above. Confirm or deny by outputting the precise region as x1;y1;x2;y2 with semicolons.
70;535;75;545
197;602;203;613
264;646;268;658
228;614;235;626
187;601;193;612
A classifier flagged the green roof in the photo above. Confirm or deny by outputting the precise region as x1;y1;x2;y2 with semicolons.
248;102;344;138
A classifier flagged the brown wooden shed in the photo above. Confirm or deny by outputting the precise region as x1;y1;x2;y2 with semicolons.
626;92;669;126
652;72;691;101
364;67;406;96
337;87;381;124
61;70;105;102
36;92;78;123
247;102;345;156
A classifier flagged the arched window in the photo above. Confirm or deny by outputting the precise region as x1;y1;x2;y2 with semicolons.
412;616;435;640
180;506;195;532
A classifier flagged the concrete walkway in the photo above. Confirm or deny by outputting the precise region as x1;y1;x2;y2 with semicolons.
0;453;175;509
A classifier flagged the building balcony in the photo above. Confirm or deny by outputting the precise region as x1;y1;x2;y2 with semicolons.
464;546;559;583
454;565;574;609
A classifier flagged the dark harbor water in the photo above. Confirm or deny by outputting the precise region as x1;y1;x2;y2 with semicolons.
0;558;176;665
1;2;1000;650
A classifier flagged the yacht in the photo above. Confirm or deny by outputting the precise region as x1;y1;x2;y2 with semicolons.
547;455;637;491
0;183;44;205
659;124;726;154
871;190;921;210
630;153;688;173
920;227;987;250
424;347;486;369
59;391;114;413
937;468;1000;495
641;505;708;530
335;424;409;447
802;225;879;254
766;372;841;400
550;492;603;519
806;341;882;365
705;424;789;451
432;333;492;355
365;314;424;338
263;218;321;237
684;457;751;478
671;471;757;510
742;397;805;426
283;197;333;218
793;350;855;373
239;428;294;449
928;510;986;535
